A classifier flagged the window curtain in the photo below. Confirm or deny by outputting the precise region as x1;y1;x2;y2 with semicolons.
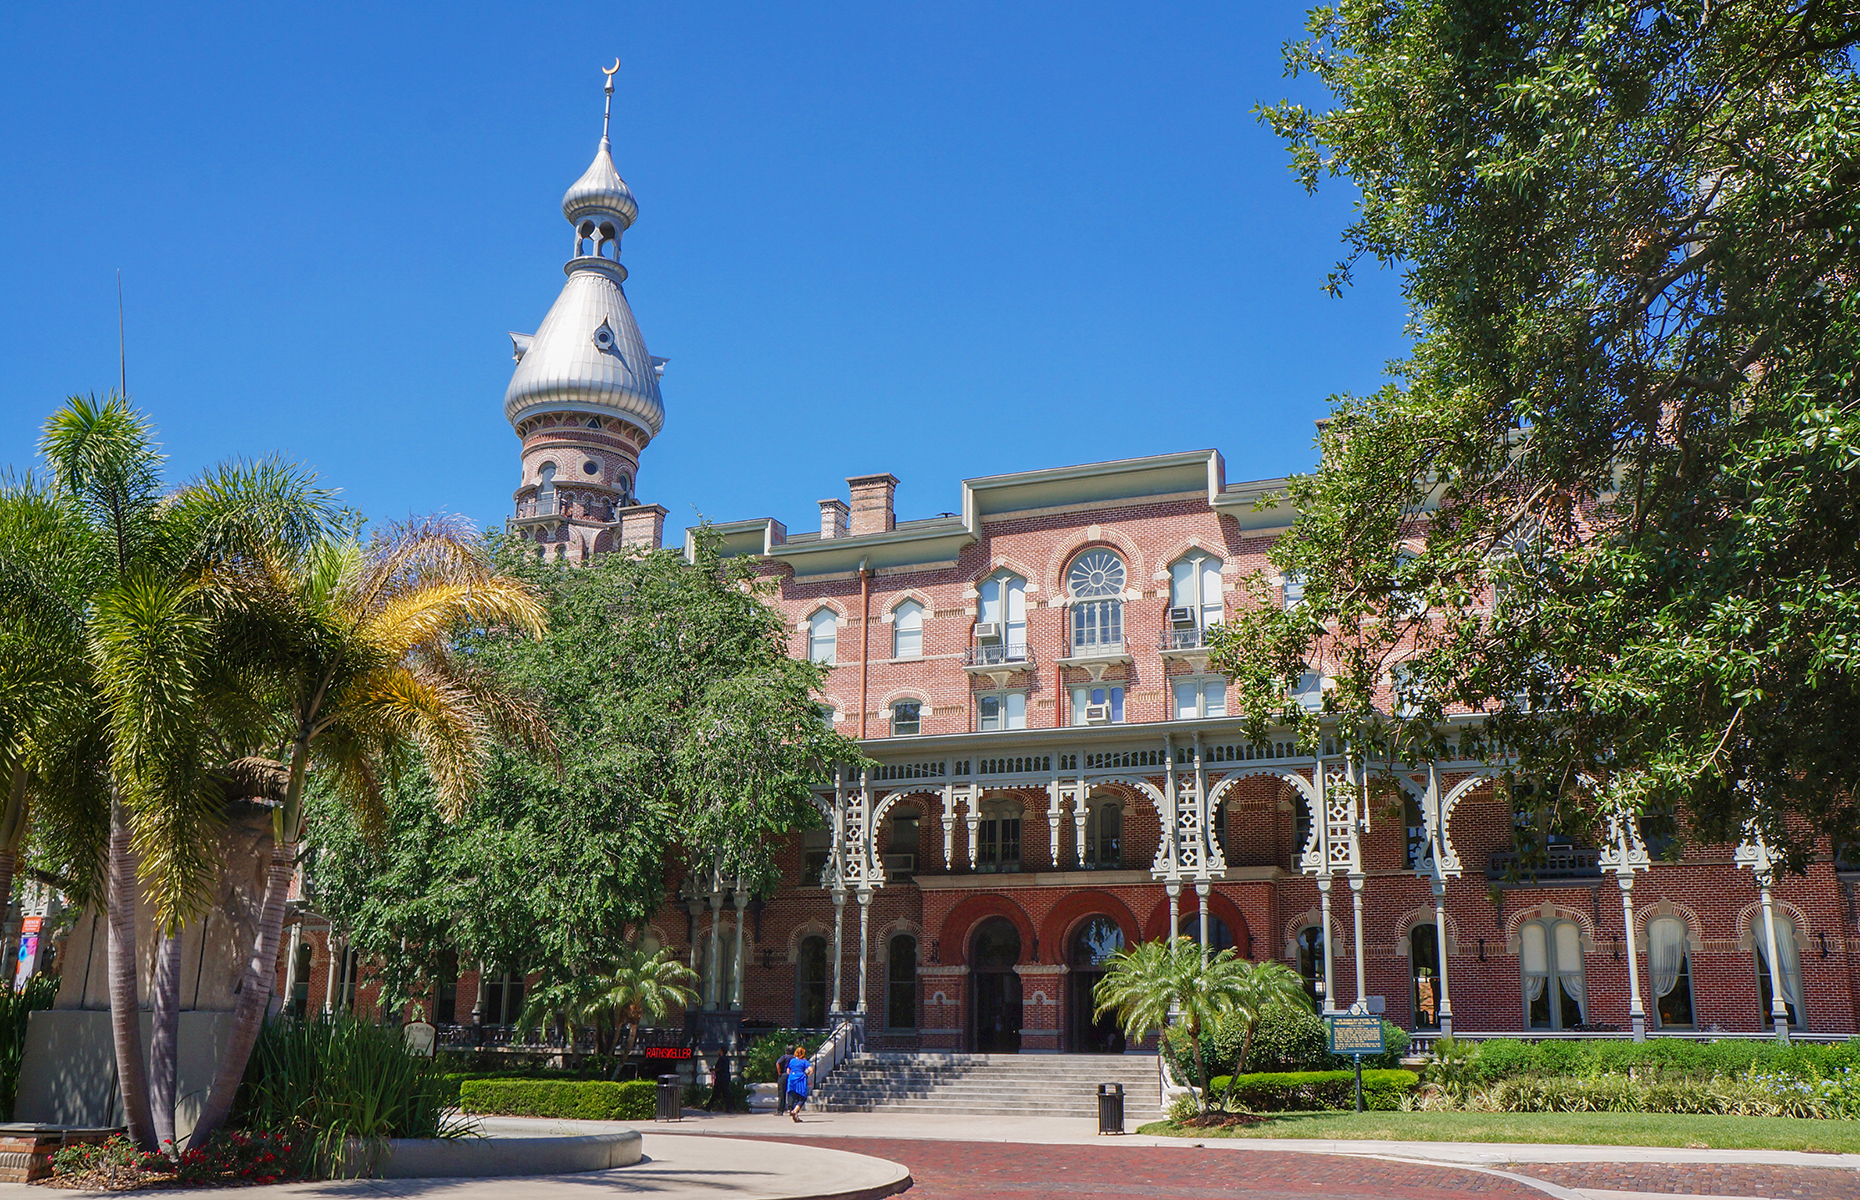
1520;922;1549;1004
1755;913;1806;1019
1648;917;1686;1001
1554;920;1585;1017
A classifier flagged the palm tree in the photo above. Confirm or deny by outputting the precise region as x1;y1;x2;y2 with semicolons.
599;944;700;1073
188;518;549;1146
16;397;334;1151
1092;937;1248;1115
1215;960;1309;1111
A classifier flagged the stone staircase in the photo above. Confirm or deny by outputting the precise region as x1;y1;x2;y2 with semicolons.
813;1052;1165;1119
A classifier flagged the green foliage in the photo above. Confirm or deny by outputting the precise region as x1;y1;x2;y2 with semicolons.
1093;940;1262;1112
457;1078;657;1122
1195;1005;1408;1076
234;1016;464;1174
1422;1035;1481;1103
0;976;57;1119
1205;1069;1419;1112
1216;0;1860;857
1481;1069;1860;1119
745;1029;823;1084
1460;1036;1860;1084
309;535;863;1012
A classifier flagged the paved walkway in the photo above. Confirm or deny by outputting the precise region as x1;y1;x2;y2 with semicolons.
4;1131;910;1200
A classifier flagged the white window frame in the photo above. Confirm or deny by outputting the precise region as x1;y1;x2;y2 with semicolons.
977;689;1027;732
807;608;838;665
1070;683;1125;725
1172;675;1228;720
892;599;925;660
890;699;923;737
1169;553;1224;629
977;572;1029;657
1520;918;1586;1030
1082;796;1121;869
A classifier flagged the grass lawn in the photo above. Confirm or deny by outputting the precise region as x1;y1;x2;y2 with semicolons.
1135;1110;1860;1153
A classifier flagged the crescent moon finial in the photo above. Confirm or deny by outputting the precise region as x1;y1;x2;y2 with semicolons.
604;59;621;79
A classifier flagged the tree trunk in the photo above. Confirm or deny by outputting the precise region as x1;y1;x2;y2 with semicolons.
149;931;183;1153
0;764;29;958
107;789;156;1149
188;835;293;1148
1221;1023;1256;1111
610;1021;640;1081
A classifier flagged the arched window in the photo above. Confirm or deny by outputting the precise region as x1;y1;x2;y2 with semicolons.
1067;550;1126;653
886;935;918;1030
976;796;1023;873
288;942;313;1019
1648;916;1695;1028
1410;924;1441;1030
975;573;1028;662
1071;916;1124;967
1521;918;1585;1030
1296;926;1326;1010
1751;911;1805;1028
536;462;558;515
807;609;837;664
890;699;922;737
1169;552;1224;632
892;599;925;659
796;936;828;1028
1404;788;1427;870
1178;913;1234;952
1082;796;1121;869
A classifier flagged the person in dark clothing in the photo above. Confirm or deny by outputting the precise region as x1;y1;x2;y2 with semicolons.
704;1051;738;1113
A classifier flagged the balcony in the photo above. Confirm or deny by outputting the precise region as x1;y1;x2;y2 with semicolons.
964;642;1035;686
1158;625;1216;669
510;494;615;527
1056;638;1130;679
1486;844;1602;886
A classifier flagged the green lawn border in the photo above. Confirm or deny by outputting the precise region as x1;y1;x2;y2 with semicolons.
1135;1110;1860;1153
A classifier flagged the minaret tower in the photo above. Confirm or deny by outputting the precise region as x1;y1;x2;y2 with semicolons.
506;61;668;561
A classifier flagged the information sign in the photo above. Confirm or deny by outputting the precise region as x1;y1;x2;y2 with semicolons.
1324;1014;1385;1056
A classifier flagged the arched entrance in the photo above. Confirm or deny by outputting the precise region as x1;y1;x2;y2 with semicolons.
1178;913;1235;952
1068;916;1125;1053
970;917;1022;1053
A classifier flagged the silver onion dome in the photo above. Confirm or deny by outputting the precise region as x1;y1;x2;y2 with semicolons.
503;259;664;437
562;136;638;231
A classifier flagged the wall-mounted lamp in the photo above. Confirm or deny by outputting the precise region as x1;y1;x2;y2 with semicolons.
1612;938;1621;961
759;948;776;969
1820;932;1832;959
1477;937;1486;962
929;939;941;965
1030;935;1040;965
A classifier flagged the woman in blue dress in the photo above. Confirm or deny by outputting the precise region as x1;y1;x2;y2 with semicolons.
783;1048;812;1122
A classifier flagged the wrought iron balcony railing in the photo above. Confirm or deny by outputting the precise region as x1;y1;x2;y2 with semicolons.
964;643;1035;668
1486;844;1601;884
1158;627;1210;651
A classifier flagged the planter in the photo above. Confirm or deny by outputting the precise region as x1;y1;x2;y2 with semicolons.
335;1130;642;1178
748;1082;783;1112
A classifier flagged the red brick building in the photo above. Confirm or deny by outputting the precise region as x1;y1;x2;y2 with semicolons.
287;79;1860;1054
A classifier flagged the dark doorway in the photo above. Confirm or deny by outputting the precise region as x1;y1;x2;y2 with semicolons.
970;917;1022;1053
1410;924;1441;1030
1069;916;1125;1053
796;936;828;1027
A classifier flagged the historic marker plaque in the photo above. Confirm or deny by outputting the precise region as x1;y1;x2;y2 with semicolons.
1325;1014;1385;1056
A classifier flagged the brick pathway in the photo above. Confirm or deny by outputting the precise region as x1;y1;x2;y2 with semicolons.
1515;1160;1860;1198
763;1138;1545;1198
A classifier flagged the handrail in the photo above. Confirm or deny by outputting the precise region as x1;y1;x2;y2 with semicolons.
807;1011;865;1109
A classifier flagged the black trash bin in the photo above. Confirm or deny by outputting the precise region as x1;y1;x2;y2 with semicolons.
1097;1082;1125;1135
656;1074;683;1122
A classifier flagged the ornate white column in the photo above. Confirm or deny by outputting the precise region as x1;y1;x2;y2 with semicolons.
706;874;724;1010
965;788;981;871
830;885;846;1015
1196;881;1211;955
940;783;955;868
1736;830;1792;1041
856;887;872;1014
1166;881;1181;938
1599;809;1651;1040
730;879;749;1009
1315;875;1336;1014
1046;775;1063;867
1072;782;1089;867
1349;873;1367;1007
1417;761;1462;1038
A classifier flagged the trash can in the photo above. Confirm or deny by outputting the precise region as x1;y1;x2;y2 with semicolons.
1097;1082;1125;1135
656;1074;683;1122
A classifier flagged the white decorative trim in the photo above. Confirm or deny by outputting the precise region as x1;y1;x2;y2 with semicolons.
1504;902;1598;955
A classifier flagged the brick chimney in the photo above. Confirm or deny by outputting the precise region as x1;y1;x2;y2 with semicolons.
614;502;667;550
846;473;899;536
819;498;850;539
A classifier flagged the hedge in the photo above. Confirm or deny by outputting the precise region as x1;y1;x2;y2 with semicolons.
1204;1068;1418;1112
456;1078;657;1121
1172;1007;1411;1078
1462;1037;1860;1085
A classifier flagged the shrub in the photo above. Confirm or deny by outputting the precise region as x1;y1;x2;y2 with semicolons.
1423;1035;1482;1102
1475;1068;1855;1118
0;976;56;1121
51;1132;301;1189
458;1078;658;1121
1206;1069;1419;1112
235;1015;464;1173
745;1029;823;1084
1464;1038;1532;1083
1458;1036;1860;1085
1245;1006;1329;1072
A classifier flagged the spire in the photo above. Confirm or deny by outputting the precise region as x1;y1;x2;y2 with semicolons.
563;61;638;233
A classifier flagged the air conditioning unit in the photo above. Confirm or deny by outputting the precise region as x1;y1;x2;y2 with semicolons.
1169;606;1197;628
1084;704;1112;724
974;622;1003;644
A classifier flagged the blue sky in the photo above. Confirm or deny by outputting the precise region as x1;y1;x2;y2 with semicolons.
0;2;1407;537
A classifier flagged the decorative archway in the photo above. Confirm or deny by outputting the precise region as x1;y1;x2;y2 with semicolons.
938;894;1038;967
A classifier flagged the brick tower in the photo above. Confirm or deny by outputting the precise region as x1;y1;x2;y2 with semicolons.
505;63;668;560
